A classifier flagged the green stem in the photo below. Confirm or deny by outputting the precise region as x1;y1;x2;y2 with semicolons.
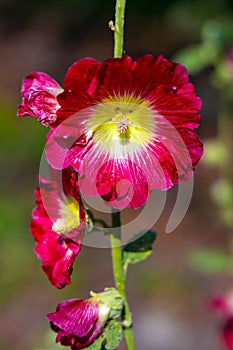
111;1;135;348
114;0;127;57
110;211;135;350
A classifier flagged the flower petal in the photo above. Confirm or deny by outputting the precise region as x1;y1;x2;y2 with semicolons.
57;58;101;119
18;72;63;126
48;299;99;338
96;159;149;209
30;169;86;288
130;55;188;96
42;55;203;210
94;56;133;98
148;84;201;130
223;317;233;350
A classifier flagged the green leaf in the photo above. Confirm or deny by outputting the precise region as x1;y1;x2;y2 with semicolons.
85;320;123;350
123;230;157;273
85;336;104;350
190;249;230;274
104;320;123;350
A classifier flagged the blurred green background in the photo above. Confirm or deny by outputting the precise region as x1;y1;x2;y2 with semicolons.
0;0;233;349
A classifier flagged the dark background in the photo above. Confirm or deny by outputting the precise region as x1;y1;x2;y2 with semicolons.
0;0;233;349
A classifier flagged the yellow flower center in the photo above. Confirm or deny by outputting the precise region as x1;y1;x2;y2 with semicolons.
52;196;80;234
87;95;155;157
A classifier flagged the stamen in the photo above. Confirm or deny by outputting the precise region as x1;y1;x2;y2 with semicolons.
116;115;130;134
52;198;80;234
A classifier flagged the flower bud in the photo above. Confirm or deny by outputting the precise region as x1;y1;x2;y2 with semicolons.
47;288;123;349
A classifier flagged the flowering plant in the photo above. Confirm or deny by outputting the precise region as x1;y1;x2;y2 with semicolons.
18;0;203;349
47;288;124;350
211;293;233;350
30;168;86;288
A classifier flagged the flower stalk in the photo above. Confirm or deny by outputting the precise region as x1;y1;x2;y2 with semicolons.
110;210;135;350
17;0;203;348
111;2;136;348
114;0;127;57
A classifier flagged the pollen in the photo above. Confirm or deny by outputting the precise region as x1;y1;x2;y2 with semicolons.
87;94;156;158
52;196;80;234
116;114;131;133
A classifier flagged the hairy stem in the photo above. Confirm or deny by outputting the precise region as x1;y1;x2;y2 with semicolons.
110;1;135;348
110;211;135;350
114;0;127;57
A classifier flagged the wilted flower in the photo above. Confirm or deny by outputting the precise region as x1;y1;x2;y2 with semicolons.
18;72;63;126
47;288;123;349
31;168;86;288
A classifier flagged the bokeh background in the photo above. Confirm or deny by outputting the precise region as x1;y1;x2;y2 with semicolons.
0;0;233;349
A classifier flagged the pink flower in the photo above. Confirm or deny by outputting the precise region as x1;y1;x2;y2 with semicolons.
19;55;203;209
47;288;123;349
47;55;203;209
31;168;86;288
211;293;233;349
17;72;63;126
48;298;105;349
223;317;233;350
211;294;233;316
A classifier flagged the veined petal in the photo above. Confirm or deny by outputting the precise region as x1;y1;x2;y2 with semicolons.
30;168;86;288
18;72;63;126
43;54;203;209
47;289;123;350
148;84;201;130
48;299;99;338
57;58;101;120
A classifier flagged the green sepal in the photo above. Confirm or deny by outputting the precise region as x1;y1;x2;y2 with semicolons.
123;230;157;273
103;320;123;350
85;320;123;350
90;287;123;319
84;336;103;350
85;209;108;232
85;209;95;233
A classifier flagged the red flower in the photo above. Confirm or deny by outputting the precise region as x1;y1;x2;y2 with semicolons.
17;72;63;126
31;168;86;288
211;293;233;349
223;317;233;350
19;55;203;209
47;298;104;349
47;288;123;349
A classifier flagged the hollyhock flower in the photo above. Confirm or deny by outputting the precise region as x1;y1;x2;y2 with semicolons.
47;288;123;349
211;292;233;349
31;168;86;288
223;317;233;350
211;293;233;316
19;55;203;209
17;72;63;126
